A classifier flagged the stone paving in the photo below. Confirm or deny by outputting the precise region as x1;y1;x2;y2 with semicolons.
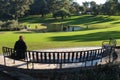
0;46;110;70
36;46;102;52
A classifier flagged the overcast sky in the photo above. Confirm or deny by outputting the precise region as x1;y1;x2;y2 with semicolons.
75;0;107;5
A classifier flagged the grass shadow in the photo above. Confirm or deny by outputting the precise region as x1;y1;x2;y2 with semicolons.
14;31;35;34
49;31;120;42
111;21;120;24
19;15;116;26
64;15;115;25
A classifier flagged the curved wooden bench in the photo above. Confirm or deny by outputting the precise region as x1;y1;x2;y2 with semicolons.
2;46;112;69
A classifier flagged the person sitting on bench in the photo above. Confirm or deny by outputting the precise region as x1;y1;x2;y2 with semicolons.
14;35;27;60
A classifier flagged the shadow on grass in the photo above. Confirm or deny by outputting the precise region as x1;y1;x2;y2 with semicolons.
19;15;116;26
14;29;47;34
14;31;35;34
49;31;120;42
111;21;120;24
64;15;115;25
19;16;57;24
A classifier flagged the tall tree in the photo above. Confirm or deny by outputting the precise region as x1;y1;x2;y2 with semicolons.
82;1;90;14
70;2;80;14
0;0;10;19
0;0;33;21
30;0;49;17
53;8;71;19
102;0;120;15
9;0;34;20
90;1;98;15
47;0;70;14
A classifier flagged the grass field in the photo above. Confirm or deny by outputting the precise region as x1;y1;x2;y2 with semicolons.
19;15;120;29
0;15;120;53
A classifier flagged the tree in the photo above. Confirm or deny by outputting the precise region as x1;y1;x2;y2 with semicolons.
0;0;11;19
102;0;120;15
79;6;84;14
70;2;80;14
9;0;33;20
108;0;120;15
82;1;90;14
30;0;49;17
90;1;98;15
53;8;71;20
0;0;33;21
47;0;70;14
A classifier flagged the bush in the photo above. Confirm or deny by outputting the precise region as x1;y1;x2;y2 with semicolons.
6;20;18;29
0;20;19;31
0;21;5;29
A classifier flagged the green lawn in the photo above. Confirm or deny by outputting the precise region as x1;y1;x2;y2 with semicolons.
19;15;120;29
0;15;120;53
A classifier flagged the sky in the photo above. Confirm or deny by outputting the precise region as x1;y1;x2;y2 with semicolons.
75;0;107;5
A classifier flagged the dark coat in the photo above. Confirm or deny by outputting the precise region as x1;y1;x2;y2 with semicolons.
14;40;27;59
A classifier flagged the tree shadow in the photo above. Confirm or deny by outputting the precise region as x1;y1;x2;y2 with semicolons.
19;15;116;26
64;15;115;25
14;31;35;34
111;21;120;24
19;16;58;24
49;31;120;42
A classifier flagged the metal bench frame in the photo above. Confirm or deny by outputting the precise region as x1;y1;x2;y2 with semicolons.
2;46;112;69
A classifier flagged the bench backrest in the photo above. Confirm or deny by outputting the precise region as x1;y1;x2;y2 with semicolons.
2;47;15;57
2;47;111;64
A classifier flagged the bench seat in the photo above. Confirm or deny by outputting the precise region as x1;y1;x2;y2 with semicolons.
2;47;112;69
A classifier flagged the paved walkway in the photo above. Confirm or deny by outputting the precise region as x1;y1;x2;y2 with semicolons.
0;46;109;70
36;46;102;52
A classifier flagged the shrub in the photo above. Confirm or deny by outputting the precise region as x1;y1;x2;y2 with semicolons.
0;21;3;29
6;20;18;29
0;20;19;31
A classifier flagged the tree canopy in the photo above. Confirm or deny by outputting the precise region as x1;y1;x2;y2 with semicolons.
1;0;120;20
0;0;33;20
53;8;71;19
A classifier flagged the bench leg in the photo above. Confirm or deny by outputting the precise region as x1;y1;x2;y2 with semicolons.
32;63;34;69
60;63;62;69
85;61;87;67
100;57;102;62
91;60;93;66
3;56;6;66
26;59;30;69
13;59;15;64
27;62;29;69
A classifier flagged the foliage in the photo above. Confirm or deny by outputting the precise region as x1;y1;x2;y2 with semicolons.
0;20;18;30
30;0;49;17
47;0;70;14
81;0;120;16
0;0;34;20
69;2;81;14
1;0;120;19
53;8;71;19
5;20;18;29
0;21;4;28
90;1;99;15
101;0;120;15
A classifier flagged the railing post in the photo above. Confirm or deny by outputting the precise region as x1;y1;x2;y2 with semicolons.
3;56;6;66
60;63;62;69
60;53;62;69
26;51;30;69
